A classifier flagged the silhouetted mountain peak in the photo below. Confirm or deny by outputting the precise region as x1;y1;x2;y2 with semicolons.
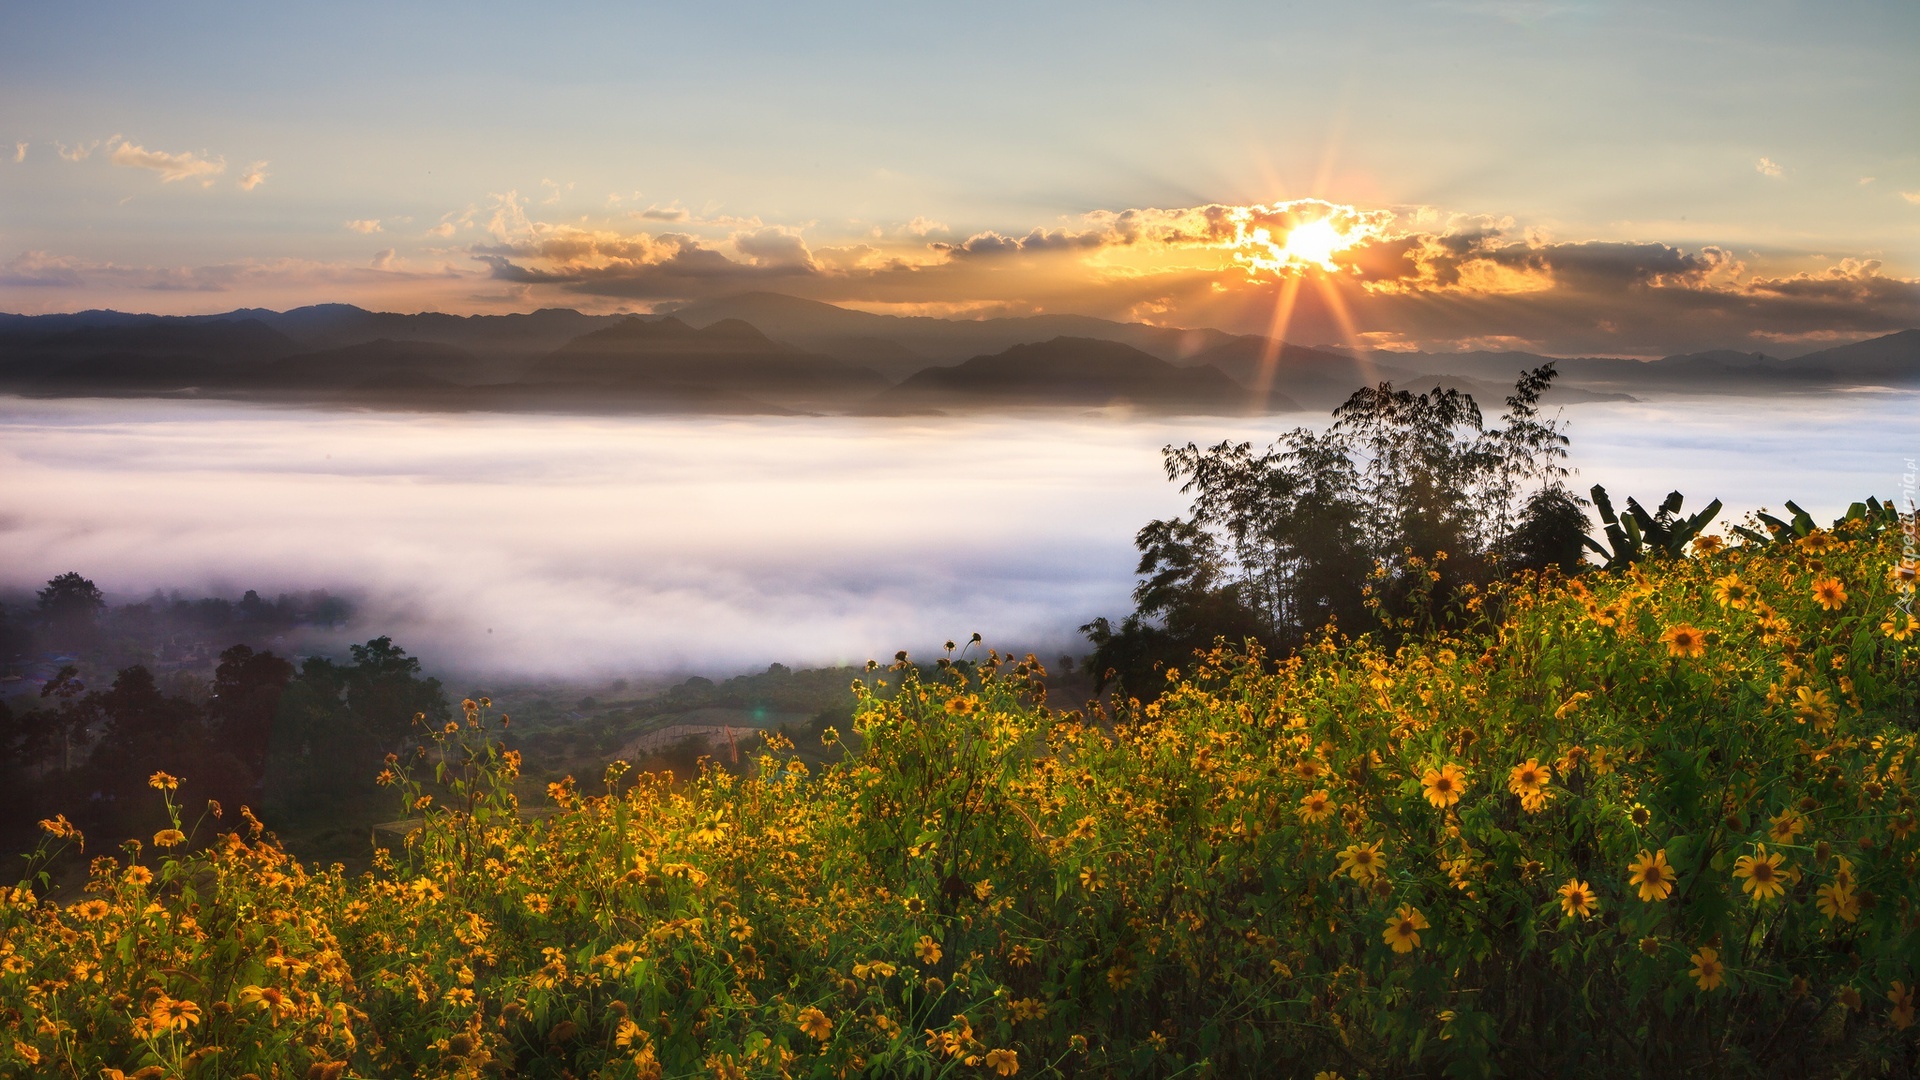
696;318;773;342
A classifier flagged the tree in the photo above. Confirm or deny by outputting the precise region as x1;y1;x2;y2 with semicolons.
1086;366;1587;696
265;637;447;813
36;572;106;651
208;645;294;794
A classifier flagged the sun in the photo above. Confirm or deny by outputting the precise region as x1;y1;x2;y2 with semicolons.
1223;201;1380;276
1279;219;1348;269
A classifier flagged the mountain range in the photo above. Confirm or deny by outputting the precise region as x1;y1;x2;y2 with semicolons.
0;292;1914;416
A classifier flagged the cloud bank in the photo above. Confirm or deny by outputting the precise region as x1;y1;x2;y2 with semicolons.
458;194;1920;356
4;183;1917;355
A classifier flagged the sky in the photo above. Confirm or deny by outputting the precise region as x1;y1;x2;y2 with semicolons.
2;0;1918;355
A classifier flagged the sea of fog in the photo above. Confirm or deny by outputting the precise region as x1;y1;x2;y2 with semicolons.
2;392;1915;678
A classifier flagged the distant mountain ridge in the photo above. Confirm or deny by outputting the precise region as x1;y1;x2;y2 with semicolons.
0;296;1914;415
869;337;1289;414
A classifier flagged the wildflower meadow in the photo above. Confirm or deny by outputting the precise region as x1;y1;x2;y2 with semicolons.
4;509;1919;1078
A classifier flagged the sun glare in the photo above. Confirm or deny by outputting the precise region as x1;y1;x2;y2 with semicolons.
1222;200;1385;277
1279;219;1347;268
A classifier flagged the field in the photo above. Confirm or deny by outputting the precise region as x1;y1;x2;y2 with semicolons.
4;513;1918;1078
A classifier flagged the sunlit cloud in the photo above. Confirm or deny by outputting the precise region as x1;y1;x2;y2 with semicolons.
732;226;817;271
1902;191;1920;206
1756;157;1783;177
11;142;24;164
0;251;90;288
237;161;270;191
108;139;227;184
455;192;1918;354
56;140;100;162
345;219;384;234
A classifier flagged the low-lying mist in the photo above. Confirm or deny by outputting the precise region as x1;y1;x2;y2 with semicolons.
2;391;1913;679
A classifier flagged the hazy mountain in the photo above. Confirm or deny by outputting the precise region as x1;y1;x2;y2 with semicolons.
524;316;888;410
1786;329;1920;383
869;337;1282;414
1325;332;1920;392
1180;337;1414;411
242;339;483;389
0;297;1911;413
0;318;302;391
663;292;1239;375
204;304;625;373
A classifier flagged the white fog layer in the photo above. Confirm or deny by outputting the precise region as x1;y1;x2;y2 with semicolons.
2;392;1914;677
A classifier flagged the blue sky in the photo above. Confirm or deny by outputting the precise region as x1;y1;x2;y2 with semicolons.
3;0;1916;353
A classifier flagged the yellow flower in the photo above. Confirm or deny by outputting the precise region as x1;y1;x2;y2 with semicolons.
147;771;179;791
1662;624;1707;658
1336;841;1386;884
1816;881;1860;923
148;995;202;1032
1732;844;1788;903
1793;686;1837;730
238;984;295;1023
1296;789;1334;823
152;828;186;848
614;1018;646;1048
1768;807;1806;843
1811;577;1848;611
796;1006;832;1041
1890;982;1915;1030
1689;946;1724;991
1078;867;1104;892
1421;763;1468;809
1383;904;1429;953
982;1048;1019;1076
1558;878;1598;919
914;935;942;965
1506;758;1554;813
1692;534;1724;556
1628;850;1675;902
1712;573;1751;609
1883;612;1919;641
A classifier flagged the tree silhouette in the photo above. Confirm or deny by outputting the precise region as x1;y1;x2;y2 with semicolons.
36;572;106;652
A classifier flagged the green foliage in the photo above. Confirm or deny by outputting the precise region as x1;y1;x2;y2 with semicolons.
1733;496;1909;549
1584;485;1724;569
4;513;1919;1078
